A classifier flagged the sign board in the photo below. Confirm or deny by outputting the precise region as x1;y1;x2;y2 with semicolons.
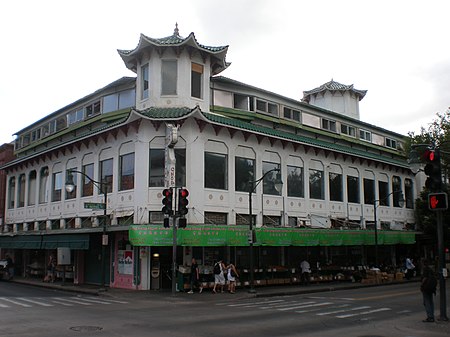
428;192;448;211
84;202;106;210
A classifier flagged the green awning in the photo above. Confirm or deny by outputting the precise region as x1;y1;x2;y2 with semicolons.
0;235;43;249
129;225;416;247
0;234;89;250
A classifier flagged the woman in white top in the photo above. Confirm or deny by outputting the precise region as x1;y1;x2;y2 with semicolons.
227;263;239;294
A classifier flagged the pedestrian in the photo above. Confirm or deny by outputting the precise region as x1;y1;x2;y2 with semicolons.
44;254;56;282
405;257;415;280
420;265;437;323
188;258;203;294
300;258;311;285
5;254;14;280
226;263;239;294
212;259;226;294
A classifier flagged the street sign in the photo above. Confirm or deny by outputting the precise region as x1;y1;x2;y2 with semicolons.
84;202;106;210
428;192;448;211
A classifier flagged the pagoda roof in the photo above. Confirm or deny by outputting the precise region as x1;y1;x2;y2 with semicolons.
303;79;367;102
118;24;230;75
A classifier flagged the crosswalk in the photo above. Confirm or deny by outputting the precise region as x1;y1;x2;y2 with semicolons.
216;298;411;320
0;296;128;309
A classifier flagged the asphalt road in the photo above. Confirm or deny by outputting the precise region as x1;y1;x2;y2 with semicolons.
0;281;448;337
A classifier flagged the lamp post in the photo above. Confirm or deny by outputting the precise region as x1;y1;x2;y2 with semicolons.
65;169;109;290
373;190;404;267
248;168;283;293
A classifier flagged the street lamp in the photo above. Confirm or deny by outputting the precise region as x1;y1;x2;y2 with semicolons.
65;169;109;290
248;168;283;293
373;190;404;267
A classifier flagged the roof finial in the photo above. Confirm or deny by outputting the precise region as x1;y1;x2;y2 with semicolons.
174;22;179;36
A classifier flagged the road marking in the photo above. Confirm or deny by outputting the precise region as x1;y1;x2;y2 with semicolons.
261;301;316;309
50;300;74;306
354;290;418;301
51;297;93;305
17;297;53;307
88;297;128;304
70;297;111;304
309;296;355;301
226;299;284;307
277;302;333;311
336;307;391;318
317;305;371;316
0;302;9;308
396;310;412;314
295;304;350;314
0;297;32;307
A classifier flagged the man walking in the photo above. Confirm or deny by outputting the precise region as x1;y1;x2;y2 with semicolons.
420;265;437;322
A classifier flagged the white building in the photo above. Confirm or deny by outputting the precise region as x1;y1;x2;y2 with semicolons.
0;26;416;290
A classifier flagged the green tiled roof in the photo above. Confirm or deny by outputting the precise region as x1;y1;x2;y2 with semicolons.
137;107;193;119
303;79;367;102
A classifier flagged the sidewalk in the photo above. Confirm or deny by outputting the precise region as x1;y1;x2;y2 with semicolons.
7;275;420;299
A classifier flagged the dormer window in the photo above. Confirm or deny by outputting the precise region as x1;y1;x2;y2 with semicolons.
385;138;397;149
161;60;177;95
191;62;203;99
322;118;336;132
360;129;371;142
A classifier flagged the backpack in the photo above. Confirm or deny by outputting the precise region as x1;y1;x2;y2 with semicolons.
422;275;437;294
213;263;221;275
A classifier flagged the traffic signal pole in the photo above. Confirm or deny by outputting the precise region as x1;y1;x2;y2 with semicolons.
436;210;448;321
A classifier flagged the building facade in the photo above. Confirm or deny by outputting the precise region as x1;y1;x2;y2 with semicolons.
0;26;417;290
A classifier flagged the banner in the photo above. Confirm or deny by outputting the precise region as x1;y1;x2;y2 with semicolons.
128;225;416;247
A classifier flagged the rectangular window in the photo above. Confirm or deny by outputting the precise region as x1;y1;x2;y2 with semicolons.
66;168;77;200
205;152;228;190
28;170;37;206
262;162;281;196
341;124;356;137
234;94;251;110
82;163;94;197
52;171;62;202
100;158;113;194
118;89;135;109
322;118;336;132
39;167;49;204
204;212;228;225
284;107;301;121
191;62;203;99
256;99;267;112
149;149;164;187
329;172;343;202
86;101;101;118
161;60;177;95
8;177;15;209
235;157;255;192
268;103;278;115
309;169;324;200
385;138;397;149
119;153;135;191
405;178;414;209
141;64;149;99
287;165;304;198
263;215;281;227
363;178;375;204
378;181;389;206
103;94;119;113
18;174;25;208
360;129;371;142
347;176;359;203
67;109;84;125
392;176;402;207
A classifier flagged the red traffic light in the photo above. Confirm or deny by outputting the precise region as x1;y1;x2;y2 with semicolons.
162;188;174;215
428;192;448;211
179;189;189;198
163;188;173;198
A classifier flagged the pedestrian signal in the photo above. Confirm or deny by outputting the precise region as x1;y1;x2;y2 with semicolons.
428;192;448;211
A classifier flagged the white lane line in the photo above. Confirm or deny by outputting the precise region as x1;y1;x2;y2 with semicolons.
295;304;349;314
261;301;316;309
277;302;333;311
0;301;9;308
227;299;285;307
71;297;111;304
336;307;391;318
396;310;411;314
87;297;129;304
309;296;355;301
0;297;32;307
51;297;93;305
50;300;74;306
17;298;53;307
317;306;371;316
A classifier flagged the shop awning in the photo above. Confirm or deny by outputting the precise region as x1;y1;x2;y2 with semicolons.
129;225;416;247
42;234;89;250
0;235;43;249
0;234;89;250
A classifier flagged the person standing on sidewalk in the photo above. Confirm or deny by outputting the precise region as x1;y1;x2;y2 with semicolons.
420;264;437;323
300;258;311;286
212;259;226;293
188;258;203;294
405;257;415;280
226;263;239;294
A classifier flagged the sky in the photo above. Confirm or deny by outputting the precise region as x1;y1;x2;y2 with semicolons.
1;0;449;144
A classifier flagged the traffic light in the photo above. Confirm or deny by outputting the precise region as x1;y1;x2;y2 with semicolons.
162;188;173;215
428;192;448;211
423;149;442;192
163;217;170;228
178;188;189;216
178;217;187;228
